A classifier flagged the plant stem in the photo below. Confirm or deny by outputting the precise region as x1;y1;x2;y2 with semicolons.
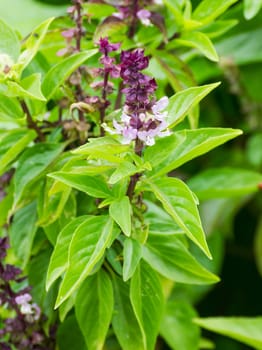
114;81;124;110
20;100;45;141
128;0;139;39
126;138;144;199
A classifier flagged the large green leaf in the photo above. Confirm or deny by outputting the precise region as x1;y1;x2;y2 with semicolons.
55;216;114;307
244;0;262;20
0;129;36;176
42;50;97;100
142;234;219;284
46;216;90;291
10;201;37;268
75;270;113;350
0;18;20;60
13;142;64;208
188;168;262;200
144;128;242;177
192;0;238;24
112;275;145;350
7;73;46;101
144;200;184;235
123;238;142;281
175;32;219;62
166;83;219;128
130;262;164;350
194;317;262;349
160;301;200;350
109;196;132;237
145;178;211;258
15;17;54;74
48;172;112;198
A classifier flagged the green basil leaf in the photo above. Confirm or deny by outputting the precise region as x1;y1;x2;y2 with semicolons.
109;196;132;237
144;128;242;177
42;50;97;100
46;216;90;291
0;18;20;60
192;0;238;24
130;262;164;350
146;177;211;258
49;172;112;198
0;129;36;176
123;238;142;281
160;301;200;350
55;216;114;307
75;269;113;350
112;275;145;350
188;168;262;200
194;317;262;349
142;234;219;284
13;142;64;208
10;201;37;268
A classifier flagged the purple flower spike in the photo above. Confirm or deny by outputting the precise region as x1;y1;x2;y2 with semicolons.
98;37;121;55
104;49;171;146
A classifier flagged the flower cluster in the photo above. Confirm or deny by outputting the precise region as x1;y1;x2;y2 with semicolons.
107;49;170;146
0;238;55;350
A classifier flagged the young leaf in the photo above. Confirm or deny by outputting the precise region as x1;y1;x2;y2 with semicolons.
142;234;219;284
46;216;90;291
10;201;37;268
0;129;36;176
244;0;262;20
75;270;113;350
55;216;114;307
166;83;220;128
192;0;238;24
188;168;262;200
194;317;262;349
0;18;20;60
123;238;142;281
48;172;112;198
42;50;97;100
109;196;132;237
112;275;145;350
175;32;219;62
73;136;130;161
109;161;138;184
160;301;200;350
15;17;54;74
7;73;46;101
146;177;211;258
144;128;242;177
130;262;164;350
13;142;64;208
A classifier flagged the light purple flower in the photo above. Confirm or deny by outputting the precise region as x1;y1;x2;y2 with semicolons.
137;9;151;26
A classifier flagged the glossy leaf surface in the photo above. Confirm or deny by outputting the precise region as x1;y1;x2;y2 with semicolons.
75;270;113;350
56;216;114;307
195;317;262;349
144;128;242;177
146;177;211;258
130;262;164;350
188;168;262;200
142;234;219;284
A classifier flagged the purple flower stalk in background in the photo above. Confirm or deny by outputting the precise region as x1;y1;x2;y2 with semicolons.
105;49;170;147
